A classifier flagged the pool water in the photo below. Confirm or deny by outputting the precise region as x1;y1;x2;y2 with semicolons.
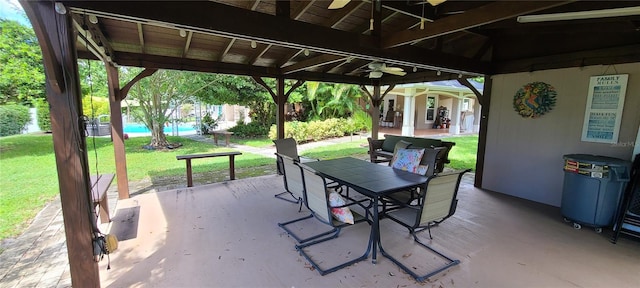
124;123;196;134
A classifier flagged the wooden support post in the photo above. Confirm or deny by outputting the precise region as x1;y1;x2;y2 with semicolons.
474;76;492;188
21;1;100;286
276;77;286;139
106;63;130;199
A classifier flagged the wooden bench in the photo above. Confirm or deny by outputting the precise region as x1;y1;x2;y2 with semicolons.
176;152;242;187
90;173;114;224
210;130;234;146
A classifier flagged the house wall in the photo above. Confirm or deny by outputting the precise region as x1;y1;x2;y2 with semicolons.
483;63;640;207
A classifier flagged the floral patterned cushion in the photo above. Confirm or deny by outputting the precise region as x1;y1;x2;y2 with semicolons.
329;191;354;224
391;148;425;173
415;164;429;175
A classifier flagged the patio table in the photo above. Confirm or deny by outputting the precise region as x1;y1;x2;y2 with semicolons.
303;157;428;263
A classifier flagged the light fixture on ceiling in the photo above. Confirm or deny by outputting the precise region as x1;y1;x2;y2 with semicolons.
250;40;257;49
54;2;66;14
413;67;417;72
458;73;463;79
303;49;310;56
179;29;187;37
517;6;640;23
88;14;98;24
436;70;442;76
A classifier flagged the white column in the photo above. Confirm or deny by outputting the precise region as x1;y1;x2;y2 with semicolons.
448;94;462;135
402;89;416;136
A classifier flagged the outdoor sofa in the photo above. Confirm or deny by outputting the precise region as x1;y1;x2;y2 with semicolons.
367;134;455;173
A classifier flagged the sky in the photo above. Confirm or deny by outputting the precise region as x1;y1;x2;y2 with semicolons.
0;0;31;26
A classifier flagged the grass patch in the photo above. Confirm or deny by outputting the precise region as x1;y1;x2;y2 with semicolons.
301;139;369;160
230;136;274;148
0;134;273;241
442;135;478;171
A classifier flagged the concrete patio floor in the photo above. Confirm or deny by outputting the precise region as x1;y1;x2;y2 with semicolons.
95;173;639;287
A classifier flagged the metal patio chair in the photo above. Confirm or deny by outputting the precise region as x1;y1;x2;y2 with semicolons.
284;163;373;275
273;138;318;203
275;153;306;211
379;169;470;282
382;146;448;209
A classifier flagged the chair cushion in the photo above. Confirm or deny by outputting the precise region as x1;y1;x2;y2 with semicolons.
393;140;412;155
391;148;425;173
329;191;354;224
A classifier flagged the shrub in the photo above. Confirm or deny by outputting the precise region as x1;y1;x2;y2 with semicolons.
196;112;219;135
228;121;269;138
35;99;51;132
0;104;30;136
268;116;368;142
82;96;110;121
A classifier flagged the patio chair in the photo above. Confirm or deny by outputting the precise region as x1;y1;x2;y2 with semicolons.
275;153;305;211
273;138;318;203
288;163;373;275
276;153;350;244
383;146;448;208
379;169;470;282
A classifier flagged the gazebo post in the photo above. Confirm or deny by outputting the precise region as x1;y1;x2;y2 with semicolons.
21;1;100;286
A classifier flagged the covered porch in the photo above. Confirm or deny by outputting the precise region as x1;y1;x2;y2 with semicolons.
98;174;639;287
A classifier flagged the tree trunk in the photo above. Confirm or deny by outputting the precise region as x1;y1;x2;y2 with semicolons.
150;122;169;147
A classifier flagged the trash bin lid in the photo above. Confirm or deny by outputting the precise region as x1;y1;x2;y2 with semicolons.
563;154;631;167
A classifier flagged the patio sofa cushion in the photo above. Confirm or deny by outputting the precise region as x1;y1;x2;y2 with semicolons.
382;134;442;152
368;134;455;173
391;148;425;173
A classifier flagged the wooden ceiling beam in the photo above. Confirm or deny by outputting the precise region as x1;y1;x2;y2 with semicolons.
281;54;346;74
277;48;304;68
292;0;315;20
182;31;193;58
64;0;487;74
492;43;640;74
137;23;144;53
325;0;365;28
219;38;236;62
115;52;284;78
382;1;574;48
249;44;272;65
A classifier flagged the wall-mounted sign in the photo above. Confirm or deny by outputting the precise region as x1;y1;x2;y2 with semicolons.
581;74;628;143
513;82;557;118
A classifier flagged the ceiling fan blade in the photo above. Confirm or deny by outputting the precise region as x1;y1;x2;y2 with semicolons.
328;0;350;9
382;66;404;72
384;70;407;76
427;0;447;6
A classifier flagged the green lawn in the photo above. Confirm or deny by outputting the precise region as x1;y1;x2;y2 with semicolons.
0;133;477;243
0;134;273;242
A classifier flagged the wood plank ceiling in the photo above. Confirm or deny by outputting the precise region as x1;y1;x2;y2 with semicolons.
64;0;640;86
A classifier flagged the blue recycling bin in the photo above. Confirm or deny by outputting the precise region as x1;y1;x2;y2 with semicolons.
561;154;631;232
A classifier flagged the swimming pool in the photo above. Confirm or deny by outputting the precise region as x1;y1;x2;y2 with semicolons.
124;123;197;134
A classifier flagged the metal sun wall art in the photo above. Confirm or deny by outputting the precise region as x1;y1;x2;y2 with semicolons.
513;81;557;118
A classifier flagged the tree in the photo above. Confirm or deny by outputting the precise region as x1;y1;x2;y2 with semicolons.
303;82;363;120
126;69;198;148
193;74;274;126
0;19;45;105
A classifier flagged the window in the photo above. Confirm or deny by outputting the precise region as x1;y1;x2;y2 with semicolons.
462;98;471;111
425;96;436;121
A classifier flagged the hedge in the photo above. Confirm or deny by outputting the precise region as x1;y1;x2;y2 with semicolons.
0;104;30;136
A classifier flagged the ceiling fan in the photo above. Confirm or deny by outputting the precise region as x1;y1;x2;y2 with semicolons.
329;0;447;10
365;62;407;78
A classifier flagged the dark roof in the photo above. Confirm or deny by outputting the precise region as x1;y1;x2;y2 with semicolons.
53;0;639;86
